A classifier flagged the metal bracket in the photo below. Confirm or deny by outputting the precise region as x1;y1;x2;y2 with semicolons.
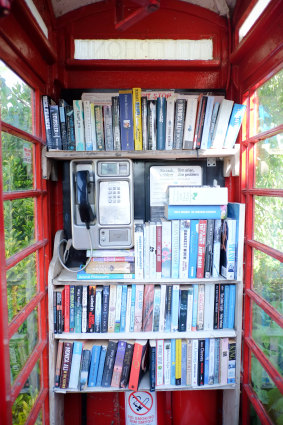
207;157;216;167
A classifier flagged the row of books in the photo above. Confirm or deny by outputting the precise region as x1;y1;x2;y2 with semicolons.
42;89;246;152
53;283;236;334
55;337;236;392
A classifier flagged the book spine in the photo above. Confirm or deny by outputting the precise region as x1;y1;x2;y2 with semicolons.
207;102;220;149
200;96;214;149
65;105;76;151
101;341;118;387
161;220;172;278
142;284;154;332
141;96;148;150
114;284;122;332
74;286;82;333
111;340;126;387
195;96;207;149
181;340;187;385
165;95;175;150
96;345;107;387
94;287;102;333
204;219;215;278
119;90;134;150
88;285;96;333
156;222;162;279
214;338;220;384
198;339;205;386
179;220;190;279
165;205;227;220
90;103;97;150
171;220;180;279
149;222;157;279
42;96;53;150
186;286;193;331
144;222;150;280
88;345;101;387
171;284;180;332
191;339;198;387
134;285;144;332
77;272;135;280
80;349;91;390
208;338;215;385
73;100;85;151
69;285;75;332
112;96;121;151
223;284;230;328
163;340;171;386
168;186;228;206
132;87;143;150
134;221;144;280
55;340;64;387
147;100;157;150
159;284;166;332
227;284;236;329
83;100;93;150
108;285;116;332
175;339;182;385
125;286;132;332
219;338;229;385
212;219;222;277
178;289;188;332
120;285;128;332
196;284;205;331
94;105;105;151
56;290;63;334
129;284;136;332
218;284;225;329
204;338;210;385
156;340;164;386
149;341;156;391
223;103;246;149
59;101;68;150
214;284;220;329
120;342;134;388
60;342;73;389
69;341;83;389
204;283;215;331
186;339;193;386
183;96;198;149
170;339;176;385
103;104;114;151
196;220;207;279
152;286;161;332
220;219;236;280
211;99;234;149
165;285;173;332
156;97;166;150
101;285;110;333
227;338;236;383
191;284;198;331
188;220;199;278
81;286;88;333
173;99;186;149
50;105;62;150
64;285;70;333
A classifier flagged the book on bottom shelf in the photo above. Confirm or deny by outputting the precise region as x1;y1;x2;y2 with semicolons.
128;340;149;391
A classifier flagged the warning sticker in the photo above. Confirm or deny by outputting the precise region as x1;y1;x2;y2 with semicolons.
125;391;157;425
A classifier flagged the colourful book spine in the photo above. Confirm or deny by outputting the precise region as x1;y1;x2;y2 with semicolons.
204;283;214;331
186;286;194;331
94;287;102;333
120;342;134;388
227;284;236;329
120;285;128;332
218;284;225;329
77;272;135;280
142;284;154;332
165;95;175;150
159;284;166;332
204;338;210;385
175;339;182;385
119;90;134;150
50;104;62;150
132;87;143;150
149;339;156;391
65;105;76;151
171;220;180;279
55;340;64;387
173;99;186;149
101;285;110;333
198;339;205;386
60;342;73;389
81;286;88;333
42;95;54;150
165;205;228;220
171;339;176;385
188;220;199;278
73;100;85;151
114;284;122;332
64;285;70;333
96;345;107;387
171;284;180;332
88;285;96;333
227;338;236;384
101;341;118;387
196;220;207;279
214;338;220;384
69;285;75;332
223;103;246;149
212;219;222;278
161;220;172;278
149;221;157;279
156;96;166;150
59;99;68;150
88;345;102;387
141;97;148;150
75;286;82;333
69;341;83;389
111;340;126;387
200;95;214;149
223;284;230;328
214;284;220;329
204;219;215;279
220;218;236;280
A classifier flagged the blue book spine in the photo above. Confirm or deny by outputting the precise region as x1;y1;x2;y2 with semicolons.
119;90;134;150
156;97;166;150
188;220;199;278
223;285;230;328
120;285;128;332
69;285;75;332
214;339;220;384
88;345;102;387
181;341;187;385
130;284;136;332
165;205;227;220
77;272;135;280
75;286;82;333
96;345;107;387
191;284;199;331
94;288;102;333
171;339;176;385
228;285;236;329
68;341;83;389
204;339;210;385
171;220;180;279
223;103;246;149
162;220;172;278
171;285;180;332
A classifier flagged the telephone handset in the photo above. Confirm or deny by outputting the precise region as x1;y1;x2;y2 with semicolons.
76;170;95;228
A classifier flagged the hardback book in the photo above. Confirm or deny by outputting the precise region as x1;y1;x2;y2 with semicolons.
141;96;148;150
198;339;205;386
212;219;222;278
69;285;75;332
96;344;107;387
114;284;122;332
65;105;76;151
227;338;236;384
211;99;234;149
204;283;214;331
171;220;180;279
87;285;95;333
88;344;102;387
186;285;194;331
196;284;205;331
149;221;157;279
152;285;161;332
112;96;121;151
227;202;245;281
223;284;230;328
207;101;220;149
81;286;88;333
191;339;199;387
188;220;199;279
214;338;220;384
60;341;73;389
86;261;135;274
171;284;180;332
156;97;166;150
204;219;215;278
164;340;171;386
101;285;110;333
111;340;127;387
179;220;190;279
64;285;70;333
161;220;172;278
42;95;55;150
223;103;246;149
181;340;187;385
134;220;144;280
196;220;207;279
120;342;134;388
94;105;104;151
173;98;186;149
165;205;228;220
170;339;176;385
156;221;162;279
120;285;128;333
90;103;97;150
208;338;215;385
58;99;68;150
129;284;136;332
101;340;118;387
119;90;134;150
94;286;102;333
186;339;193;386
128;340;149;391
149;339;156;391
178;289;188;332
134;285;144;332
200;95;215;149
55;340;64;388
73;100;85;151
175;339;182;385
219;337;229;385
204;338;210;385
220;218;236;280
218;284;225;329
165;285;173;332
167;186;228;206
165;95;175;150
194;96;208;149
125;286;132;332
50;104;62;150
69;341;83;389
108;284;116;333
142;284;154;332
227;284;236;329
83;100;93;150
75;286;82;333
214;284;220;329
159;284;167;332
191;284;198;331
183;95;198;150
156;339;164;386
132;87;143;150
147;100;157;150
103;104;114;151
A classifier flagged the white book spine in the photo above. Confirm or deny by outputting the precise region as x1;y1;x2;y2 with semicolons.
164;340;171;385
149;222;157;279
125;286;132;332
156;340;164;386
153;286;161;332
83;100;93;150
186;339;192;386
204;283;215;331
115;285;122;330
90;103;97;150
186;286;193;331
179;220;190;279
171;220;180;279
81;286;88;333
220;338;229;384
161;220;172;279
171;284;180;332
144;222;150;280
73;100;85;151
134;222;144;280
165;95;175;150
183;96;198;149
108;285;117;332
196;284;205;331
208;338;215;385
134;285;144;332
211;99;234;149
159;284;167;332
191;339;199;387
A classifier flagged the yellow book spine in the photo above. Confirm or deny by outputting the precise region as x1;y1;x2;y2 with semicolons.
175;338;182;385
132;87;143;150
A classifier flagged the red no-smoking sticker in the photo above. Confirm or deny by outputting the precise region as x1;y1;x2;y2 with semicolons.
125;391;157;425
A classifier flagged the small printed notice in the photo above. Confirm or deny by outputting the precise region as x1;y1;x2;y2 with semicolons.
23;145;32;164
150;165;202;219
125;391;157;425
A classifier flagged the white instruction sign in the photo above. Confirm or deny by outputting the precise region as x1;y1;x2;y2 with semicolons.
125;391;157;425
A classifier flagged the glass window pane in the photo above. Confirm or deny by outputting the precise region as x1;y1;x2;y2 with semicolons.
6;253;37;322
35;410;43;425
253;249;283;313
250;69;283;136
254;196;283;251
255;134;283;189
1;132;34;192
4;197;35;257
252;302;283;376
250;404;263;425
251;354;282;425
9;307;38;383
0;60;34;134
12;360;41;424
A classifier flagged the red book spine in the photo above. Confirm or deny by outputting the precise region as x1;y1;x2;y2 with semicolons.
196;220;207;278
64;285;70;333
128;343;143;391
156;223;162;275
